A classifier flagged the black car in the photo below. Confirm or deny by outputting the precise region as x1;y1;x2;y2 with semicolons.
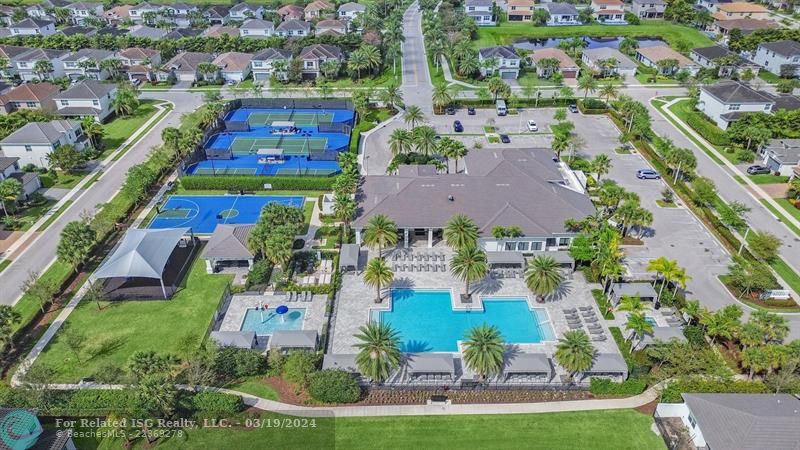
467;107;476;115
499;134;510;143
747;165;771;175
446;106;456;115
568;104;578;113
453;120;463;132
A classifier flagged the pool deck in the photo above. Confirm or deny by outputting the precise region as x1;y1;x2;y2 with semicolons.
219;292;327;340
332;247;620;361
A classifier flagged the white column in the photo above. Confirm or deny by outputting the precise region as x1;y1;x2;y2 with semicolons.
355;229;362;245
205;259;214;274
428;228;433;248
248;259;254;270
404;228;409;248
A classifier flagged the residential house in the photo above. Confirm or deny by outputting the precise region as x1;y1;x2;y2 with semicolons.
229;3;263;21
591;0;626;24
60;25;98;37
25;4;52;20
712;2;769;21
0;119;86;168
240;18;274;38
202;25;240;38
128;24;169;40
506;0;534;22
103;5;132;25
0;81;58;114
315;19;347;36
204;5;230;25
753;40;800;77
119;47;160;83
278;5;305;21
0;44;31;79
338;2;366;20
478;46;521;79
163;2;199;28
696;0;733;12
304;0;334;21
654;394;800;450
9;18;56;36
697;80;774;129
62;48;116;80
545;3;581;25
631;0;665;19
581;47;637;79
96;26;127;38
635;45;700;76
158;51;214;83
0;157;41;199
212;52;253;82
464;0;495;26
298;44;343;79
251;48;292;82
14;48;69;81
65;2;104;25
760;139;800;176
529;48;580;79
129;2;162;24
690;45;760;77
276;19;311;37
53;80;117;122
0;6;16;26
165;27;203;39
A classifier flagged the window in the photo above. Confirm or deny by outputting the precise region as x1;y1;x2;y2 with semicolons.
505;241;516;251
517;242;529;251
764;104;772;111
242;29;248;34
92;99;99;106
26;102;36;108
24;145;32;152
60;100;69;106
531;241;542;251
559;237;570;246
728;104;740;111
305;61;314;68
546;238;557;248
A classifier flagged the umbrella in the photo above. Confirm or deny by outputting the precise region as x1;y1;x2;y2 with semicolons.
276;305;289;323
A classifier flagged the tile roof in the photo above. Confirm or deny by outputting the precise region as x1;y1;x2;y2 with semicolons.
717;2;768;12
119;47;159;60
0;82;59;102
338;2;366;12
530;48;578;69
715;17;779;32
636;45;694;66
104;4;132;19
241;18;274;30
276;19;310;32
304;0;335;11
202;25;240;38
163;52;213;72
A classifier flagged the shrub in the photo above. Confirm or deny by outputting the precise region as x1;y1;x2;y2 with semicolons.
589;378;647;396
180;175;335;191
245;260;272;290
191;391;244;416
214;347;268;380
579;98;608;114
684;112;730;146
683;324;706;346
267;349;285;375
734;147;755;163
308;369;362;404
660;378;768;402
282;351;321;385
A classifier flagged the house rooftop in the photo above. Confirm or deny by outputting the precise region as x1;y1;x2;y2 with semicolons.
338;2;366;11
465;0;494;7
701;80;774;104
252;48;292;61
12;18;53;28
0;156;18;171
632;0;665;4
759;39;800;58
0;45;31;59
202;25;240;38
164;52;213;72
128;25;169;39
299;44;342;60
276;19;311;32
241;18;274;29
0;82;59;102
763;139;800;164
478;46;519;60
16;48;68;61
119;47;159;60
637;45;694;66
715;18;778;32
546;2;579;14
202;224;254;260
63;48;114;62
582;47;636;69
212;52;254;72
692;45;737;61
529;47;578;69
0;120;79;145
717;1;768;12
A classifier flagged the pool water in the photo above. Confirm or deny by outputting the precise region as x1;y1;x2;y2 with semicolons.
512;36;666;51
240;308;305;334
372;289;555;352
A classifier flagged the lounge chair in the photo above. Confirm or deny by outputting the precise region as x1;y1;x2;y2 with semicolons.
567;319;582;325
440;263;447;272
562;308;578;314
287;292;294;302
568;323;583;329
409;264;415;273
581;310;596;317
578;306;593;311
591;335;607;342
433;264;438;273
586;324;602;330
565;313;580;319
584;317;599;323
589;329;604;335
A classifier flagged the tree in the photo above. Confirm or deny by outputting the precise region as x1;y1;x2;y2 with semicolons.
748;230;781;263
46;144;85;173
333;192;356;237
412;126;438;156
136;373;179;418
681;299;704;325
431;82;453;114
599;82;618;104
555;330;596;378
262;227;294;269
590;154;612;182
0;178;22;218
62;324;87;363
750;310;789;343
354;321;401;383
727;256;775;299
444;214;478;250
617;295;645;314
701;308;741;345
692;177;717;206
128;350;172;381
81;116;104;149
403;105;425;129
363;214;398;257
33;60;54;80
525;255;564;303
21;271;59;314
741;346;769;380
462;324;505;382
57;220;96;272
449;246;487;299
719;201;750;232
388;128;413;156
577;73;598;100
112;83;139;117
363;258;393;303
380;83;403;110
348;49;368;80
0;305;21;356
626;312;654;343
776;78;798;94
486;77;511;101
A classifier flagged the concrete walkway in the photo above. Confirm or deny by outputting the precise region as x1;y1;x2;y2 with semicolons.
439;56;479;89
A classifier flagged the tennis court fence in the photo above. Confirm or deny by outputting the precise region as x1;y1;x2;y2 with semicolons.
224;121;250;132
317;123;352;134
229;98;354;112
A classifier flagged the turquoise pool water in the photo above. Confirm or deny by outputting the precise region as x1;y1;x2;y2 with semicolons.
241;308;305;334
372;289;555;352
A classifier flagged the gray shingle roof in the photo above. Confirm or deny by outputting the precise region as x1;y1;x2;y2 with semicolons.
0;120;79;145
252;48;292;61
163;52;213;72
205;5;229;18
210;331;256;349
701;81;774;104
128;25;169;39
270;330;317;349
465;0;493;7
299;44;342;60
692;45;735;61
12;18;53;28
632;0;664;4
479;45;519;60
682;394;800;450
764;139;800;164
17;48;68;62
0;156;18;171
202;224;254;259
582;47;637;70
504;351;552;375
546;2;579;15
63;48;114;62
338;2;366;12
276;19;310;32
230;3;261;13
241;18;274;30
759;39;800;58
54;80;116;100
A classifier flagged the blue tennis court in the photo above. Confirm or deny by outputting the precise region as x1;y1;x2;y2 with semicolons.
186;155;341;176
148;195;305;234
226;108;355;127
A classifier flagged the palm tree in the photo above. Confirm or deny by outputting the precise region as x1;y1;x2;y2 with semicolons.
592;154;611;182
444;214;478;250
33;60;54;80
359;45;382;76
333;192;356;237
577;73;598;100
412;126;438;156
363;258;394;303
462;324;505;382
555;330;596;379
449;246;487;300
431;83;453;115
388;128;413;156
599;82;619;104
680;299;704;325
81;116;104;149
354;321;402;383
525;255;564;303
626;312;654;343
646;256;677;304
440;138;467;174
381;83;403;110
551;132;570;161
363;214;398;257
741;346;769;380
348;50;368;80
403;105;425;129
617;295;645;314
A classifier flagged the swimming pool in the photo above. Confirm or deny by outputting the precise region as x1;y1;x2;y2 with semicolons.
372;289;555;352
240;307;305;335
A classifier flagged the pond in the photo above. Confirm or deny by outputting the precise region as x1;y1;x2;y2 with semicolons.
512;36;666;51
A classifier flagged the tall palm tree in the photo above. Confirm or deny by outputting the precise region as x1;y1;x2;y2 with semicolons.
617;294;645;314
449;246;487;299
388;128;413;156
592;154;611;182
551;132;570;161
354;321;402;383
599;82;619;104
363;214;398;257
626;312;653;344
348;50;368;80
680;299;704;325
333;192;356;238
462;324;505;382
444;214;478;250
81;116;104;149
438;138;467;174
431;82;452;114
577;73;598;100
412;126;438;156
363;258;394;303
380;83;403;110
403;105;425;129
359;45;382;76
646;257;675;304
525;255;564;303
555;330;596;379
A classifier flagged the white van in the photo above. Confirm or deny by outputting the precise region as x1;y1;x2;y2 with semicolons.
496;99;507;116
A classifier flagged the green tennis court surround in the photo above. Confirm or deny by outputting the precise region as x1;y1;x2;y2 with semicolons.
247;111;335;127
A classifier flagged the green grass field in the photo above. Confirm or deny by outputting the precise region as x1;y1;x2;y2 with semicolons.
100;100;159;156
474;21;713;50
72;409;665;450
747;174;790;185
31;254;232;382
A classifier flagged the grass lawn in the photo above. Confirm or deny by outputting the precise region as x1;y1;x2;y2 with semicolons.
775;198;800;222
758;70;781;84
72;409;664;450
474;21;712;50
770;257;800;295
225;376;279;400
634;72;678;85
761;199;800;237
31;254;232;382
748;174;790;185
12;260;73;335
40;171;85;190
663;99;730;165
9;199;56;231
100;100;159;155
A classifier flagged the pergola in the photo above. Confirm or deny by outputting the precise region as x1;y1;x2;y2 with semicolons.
339;244;360;272
486;251;526;269
503;352;553;381
91;227;193;299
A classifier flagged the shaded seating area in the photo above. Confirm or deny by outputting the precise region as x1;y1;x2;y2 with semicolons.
609;282;658;305
339;244;361;272
503;351;553;383
269;330;318;352
91;227;196;300
202;224;255;273
579;353;629;382
529;251;575;271
405;353;455;383
210;330;257;349
487;251;525;279
391;249;447;273
635;326;687;350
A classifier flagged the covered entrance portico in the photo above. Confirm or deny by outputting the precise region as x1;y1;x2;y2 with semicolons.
356;227;444;248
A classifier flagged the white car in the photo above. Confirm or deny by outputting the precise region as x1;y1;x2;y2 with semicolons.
527;120;538;132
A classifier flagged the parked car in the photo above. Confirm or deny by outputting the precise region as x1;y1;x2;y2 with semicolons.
446;106;456;115
526;120;538;132
568;104;578;113
467;107;476;115
500;134;510;144
747;165;771;175
636;169;660;180
453;120;463;132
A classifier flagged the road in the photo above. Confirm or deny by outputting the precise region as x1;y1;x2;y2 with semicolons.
0;92;202;306
400;1;433;113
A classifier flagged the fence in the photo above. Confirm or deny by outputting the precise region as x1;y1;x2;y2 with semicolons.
366;382;590;391
318;123;352;134
224;120;250;131
228;98;354;112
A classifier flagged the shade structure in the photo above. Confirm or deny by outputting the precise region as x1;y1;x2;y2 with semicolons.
269;330;318;350
406;353;455;375
322;354;360;373
504;352;552;378
210;331;256;349
339;243;360;271
486;251;525;266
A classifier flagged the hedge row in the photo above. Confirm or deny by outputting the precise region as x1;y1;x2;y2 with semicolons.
452;98;575;109
589;378;648;396
192;391;244;415
181;175;336;191
660;378;768;403
578;99;609;115
683;111;730;146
